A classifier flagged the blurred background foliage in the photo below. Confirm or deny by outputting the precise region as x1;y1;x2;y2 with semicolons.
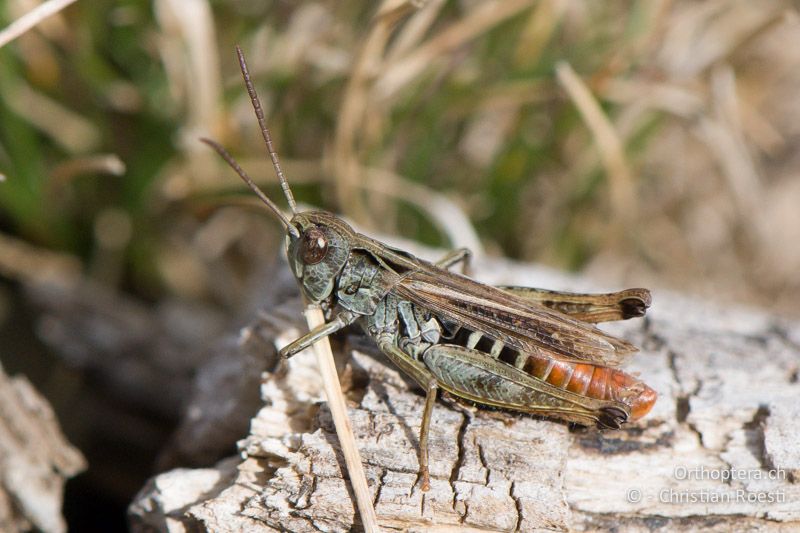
3;0;800;528
2;0;800;313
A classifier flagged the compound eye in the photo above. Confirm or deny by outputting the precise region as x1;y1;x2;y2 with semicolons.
301;227;328;265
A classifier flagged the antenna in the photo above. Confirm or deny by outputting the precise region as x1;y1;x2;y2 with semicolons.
201;137;300;238
236;45;298;214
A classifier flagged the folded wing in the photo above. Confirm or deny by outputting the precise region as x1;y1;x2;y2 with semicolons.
394;269;639;368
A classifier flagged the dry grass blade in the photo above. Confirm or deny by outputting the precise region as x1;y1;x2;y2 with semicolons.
303;305;381;533
333;0;422;225
707;64;762;215
5;82;99;153
384;0;446;62
0;232;81;286
334;0;536;228
0;0;77;48
375;0;537;101
50;154;126;183
362;167;483;256
154;0;222;161
513;0;568;68
556;61;635;226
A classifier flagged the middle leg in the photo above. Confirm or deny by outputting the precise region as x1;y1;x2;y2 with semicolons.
377;336;440;491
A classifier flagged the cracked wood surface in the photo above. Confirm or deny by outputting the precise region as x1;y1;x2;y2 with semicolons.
129;256;800;532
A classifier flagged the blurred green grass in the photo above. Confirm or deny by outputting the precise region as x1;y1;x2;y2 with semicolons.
2;0;800;314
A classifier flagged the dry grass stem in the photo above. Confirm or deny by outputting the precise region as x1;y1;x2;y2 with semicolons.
155;0;222;193
0;232;81;286
5;83;99;153
602;79;704;119
556;61;635;226
384;0;446;63
362;167;484;256
513;0;568;68
375;0;536;101
303;305;381;533
333;0;422;225
706;65;762;216
334;0;536;232
0;0;77;49
656;2;782;78
50;154;126;184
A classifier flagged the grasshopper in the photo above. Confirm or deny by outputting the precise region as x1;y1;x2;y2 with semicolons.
203;46;656;491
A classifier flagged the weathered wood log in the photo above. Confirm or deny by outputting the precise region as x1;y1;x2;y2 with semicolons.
0;362;86;533
128;254;800;532
25;257;296;471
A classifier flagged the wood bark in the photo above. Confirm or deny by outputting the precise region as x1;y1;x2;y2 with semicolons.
0;362;86;533
128;255;800;532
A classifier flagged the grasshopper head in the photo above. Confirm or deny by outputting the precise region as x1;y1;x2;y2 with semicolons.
285;211;352;302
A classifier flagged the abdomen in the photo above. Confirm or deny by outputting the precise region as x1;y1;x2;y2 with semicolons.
520;355;655;421
450;327;656;422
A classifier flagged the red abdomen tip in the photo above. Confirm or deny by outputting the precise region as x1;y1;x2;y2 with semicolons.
629;382;657;420
609;370;657;421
